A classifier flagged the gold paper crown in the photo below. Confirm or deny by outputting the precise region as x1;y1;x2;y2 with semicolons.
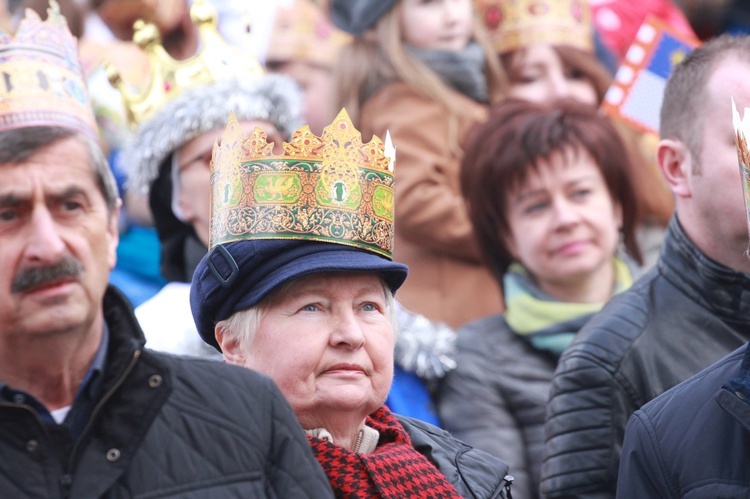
106;0;264;127
266;0;351;69
0;1;97;139
475;0;593;54
732;98;750;239
209;108;396;258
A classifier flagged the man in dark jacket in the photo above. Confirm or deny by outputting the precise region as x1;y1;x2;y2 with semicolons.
617;343;750;497
616;56;750;499
0;5;332;497
541;34;750;498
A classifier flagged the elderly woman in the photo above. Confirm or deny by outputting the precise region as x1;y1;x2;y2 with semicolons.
189;110;513;498
437;98;642;499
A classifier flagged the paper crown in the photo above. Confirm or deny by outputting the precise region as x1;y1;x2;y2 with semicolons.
0;1;97;139
732;99;750;240
475;0;593;54
106;0;264;127
266;0;351;69
209;108;396;258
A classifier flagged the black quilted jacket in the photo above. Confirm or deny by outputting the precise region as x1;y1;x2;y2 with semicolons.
541;216;750;498
0;286;333;498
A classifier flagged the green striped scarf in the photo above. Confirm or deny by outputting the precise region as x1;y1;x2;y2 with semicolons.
504;259;634;357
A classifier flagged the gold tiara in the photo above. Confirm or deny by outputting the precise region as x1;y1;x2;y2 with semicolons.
106;0;264;127
0;0;97;139
209;109;397;258
475;0;593;54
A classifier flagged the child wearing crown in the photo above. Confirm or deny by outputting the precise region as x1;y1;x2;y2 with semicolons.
329;0;506;330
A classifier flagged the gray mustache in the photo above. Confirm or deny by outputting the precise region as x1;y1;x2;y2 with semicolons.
11;257;83;293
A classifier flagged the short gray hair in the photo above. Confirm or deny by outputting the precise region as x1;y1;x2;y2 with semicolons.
0;126;119;214
218;274;398;355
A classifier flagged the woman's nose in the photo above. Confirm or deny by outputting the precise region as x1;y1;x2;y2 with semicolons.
329;309;366;349
551;198;581;229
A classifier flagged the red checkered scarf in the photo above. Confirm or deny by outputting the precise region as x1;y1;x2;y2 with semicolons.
307;406;461;498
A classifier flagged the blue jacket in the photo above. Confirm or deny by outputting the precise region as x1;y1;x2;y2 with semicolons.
617;343;750;497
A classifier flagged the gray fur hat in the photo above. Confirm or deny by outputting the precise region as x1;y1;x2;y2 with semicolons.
121;74;303;194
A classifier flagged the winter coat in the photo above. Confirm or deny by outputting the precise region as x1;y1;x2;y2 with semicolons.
542;216;750;498
359;81;502;329
617;343;750;498
0;286;333;498
438;314;558;499
399;414;514;498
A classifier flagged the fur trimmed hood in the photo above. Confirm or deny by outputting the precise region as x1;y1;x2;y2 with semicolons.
120;74;303;193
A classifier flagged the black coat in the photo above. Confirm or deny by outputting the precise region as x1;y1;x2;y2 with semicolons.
542;216;750;498
400;415;514;498
618;343;750;497
0;287;332;498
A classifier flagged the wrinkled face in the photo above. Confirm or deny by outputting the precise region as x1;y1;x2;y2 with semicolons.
400;0;474;52
507;43;598;105
0;137;119;340
174;120;284;247
241;273;394;429
505;148;621;295
96;0;188;41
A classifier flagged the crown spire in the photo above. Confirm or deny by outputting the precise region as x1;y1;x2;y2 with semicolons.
0;0;97;139
209;109;397;258
106;0;265;127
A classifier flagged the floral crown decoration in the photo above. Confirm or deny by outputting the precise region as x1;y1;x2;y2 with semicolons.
209;108;397;258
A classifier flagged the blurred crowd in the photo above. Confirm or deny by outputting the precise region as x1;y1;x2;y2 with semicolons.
3;0;750;497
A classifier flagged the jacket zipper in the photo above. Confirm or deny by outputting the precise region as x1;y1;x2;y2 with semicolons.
60;349;142;498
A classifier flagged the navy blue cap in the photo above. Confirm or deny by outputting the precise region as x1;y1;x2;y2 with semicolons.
330;0;397;36
190;239;408;351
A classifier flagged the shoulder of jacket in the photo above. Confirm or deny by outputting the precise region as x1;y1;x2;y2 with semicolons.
559;270;668;367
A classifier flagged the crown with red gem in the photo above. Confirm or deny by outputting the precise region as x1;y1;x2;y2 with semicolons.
106;0;264;128
0;1;97;139
209;108;397;258
474;0;593;54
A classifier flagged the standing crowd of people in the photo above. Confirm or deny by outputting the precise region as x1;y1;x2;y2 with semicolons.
2;0;750;497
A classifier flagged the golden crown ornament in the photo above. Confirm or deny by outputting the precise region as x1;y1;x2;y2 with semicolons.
209;109;397;258
0;0;97;139
733;98;750;241
106;0;265;127
475;0;593;54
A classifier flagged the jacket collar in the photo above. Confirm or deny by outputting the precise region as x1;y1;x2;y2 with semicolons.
658;215;750;322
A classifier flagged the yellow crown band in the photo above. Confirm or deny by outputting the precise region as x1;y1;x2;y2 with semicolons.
107;0;264;128
0;1;97;139
475;0;593;54
210;109;396;258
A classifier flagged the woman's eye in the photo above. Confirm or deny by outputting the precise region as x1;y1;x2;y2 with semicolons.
301;304;319;312
362;303;377;312
572;189;591;199
523;201;548;214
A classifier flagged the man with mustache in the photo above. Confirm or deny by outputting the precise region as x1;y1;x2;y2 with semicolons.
0;3;332;497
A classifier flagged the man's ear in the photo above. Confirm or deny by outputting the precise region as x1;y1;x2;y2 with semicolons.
657;139;693;199
215;324;246;366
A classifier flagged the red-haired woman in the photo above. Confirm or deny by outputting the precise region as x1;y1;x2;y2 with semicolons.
437;98;642;499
